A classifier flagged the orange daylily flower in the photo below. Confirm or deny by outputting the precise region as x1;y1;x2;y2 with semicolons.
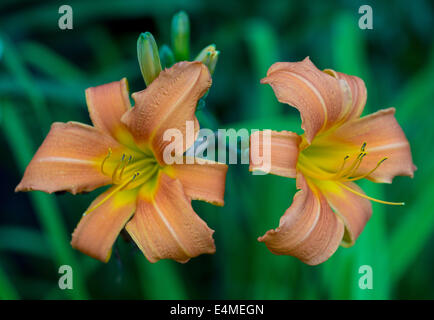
250;57;416;265
16;61;228;263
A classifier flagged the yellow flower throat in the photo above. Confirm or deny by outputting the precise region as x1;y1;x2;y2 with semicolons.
83;147;161;216
100;147;160;190
297;137;404;206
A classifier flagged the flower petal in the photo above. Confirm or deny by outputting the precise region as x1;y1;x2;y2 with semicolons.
261;57;353;143
121;61;211;164
258;174;344;265
331;108;416;183
125;172;215;263
171;158;228;206
249;130;300;178
71;187;137;262
85;78;132;140
324;70;367;122
315;180;372;246
16;122;119;194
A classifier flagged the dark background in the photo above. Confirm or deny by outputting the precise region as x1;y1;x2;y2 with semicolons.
0;0;433;299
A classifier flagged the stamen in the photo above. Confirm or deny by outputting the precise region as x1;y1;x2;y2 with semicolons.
119;155;133;180
337;152;366;179
112;153;126;183
100;148;112;175
83;172;141;216
334;142;369;179
337;182;404;206
345;157;388;182
345;152;367;178
330;155;349;179
119;171;141;190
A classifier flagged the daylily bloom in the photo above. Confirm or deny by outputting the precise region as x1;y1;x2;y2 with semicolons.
250;57;416;265
16;61;228;263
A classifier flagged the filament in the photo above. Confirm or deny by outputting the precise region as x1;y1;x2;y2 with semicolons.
337;182;404;206
111;153;126;183
83;172;141;216
299;142;391;184
344;157;388;182
339;152;366;179
100;148;112;175
119;155;133;180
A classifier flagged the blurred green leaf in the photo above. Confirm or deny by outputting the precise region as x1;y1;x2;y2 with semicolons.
2;0;203;34
0;35;51;131
85;27;122;71
350;182;390;300
135;255;187;299
19;41;87;83
389;173;434;282
394;45;434;121
244;20;280;118
0;262;19;300
0;226;51;259
1;100;88;299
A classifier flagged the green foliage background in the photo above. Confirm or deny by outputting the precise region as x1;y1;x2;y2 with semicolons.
0;0;433;299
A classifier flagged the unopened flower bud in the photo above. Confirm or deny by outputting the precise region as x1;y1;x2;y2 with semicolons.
171;11;190;61
195;44;219;74
137;32;162;86
159;44;175;69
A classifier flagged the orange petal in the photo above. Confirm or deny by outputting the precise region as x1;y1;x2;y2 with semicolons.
71;187;137;262
258;174;344;265
331;108;416;183
325;70;367;122
85;78;132;140
121;61;211;164
16;122;119;194
125;172;215;263
316;180;372;246
249;130;300;178
171;158;228;206
261;57;355;143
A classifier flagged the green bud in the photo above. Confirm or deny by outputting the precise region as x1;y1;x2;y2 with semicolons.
195;44;219;74
159;44;175;69
137;32;162;86
195;44;215;62
208;50;219;74
171;11;190;61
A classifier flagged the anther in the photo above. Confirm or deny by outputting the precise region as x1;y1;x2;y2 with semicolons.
119;155;133;180
331;155;350;179
119;171;141;190
345;157;388;181
348;152;367;177
337;152;366;179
